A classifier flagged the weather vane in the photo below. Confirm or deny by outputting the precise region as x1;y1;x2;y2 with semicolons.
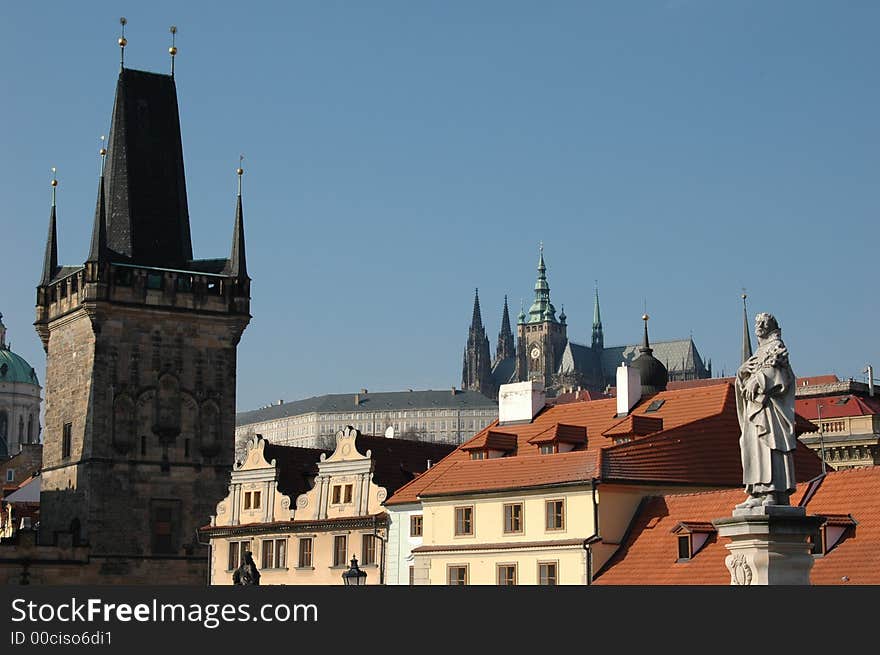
99;135;107;174
119;17;127;71
237;154;244;195
169;26;178;77
50;167;58;205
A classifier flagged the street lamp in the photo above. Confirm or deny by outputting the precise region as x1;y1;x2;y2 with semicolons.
342;555;368;586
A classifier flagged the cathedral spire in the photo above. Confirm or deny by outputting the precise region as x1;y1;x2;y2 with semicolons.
471;288;483;330
227;160;248;281
40;170;59;287
496;295;515;363
741;291;753;363
527;243;557;323
591;283;604;351
86;140;108;266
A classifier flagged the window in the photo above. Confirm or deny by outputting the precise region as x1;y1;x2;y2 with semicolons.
497;564;517;586
454;506;473;536
253;491;262;509
470;451;485;460
228;540;250;571
504;503;523;534
344;484;353;504
362;534;377;565
5;469;13;483
646;399;666;413
538;562;558;586
243;492;252;510
146;273;163;290
447;565;468;585
678;535;691;561
62;422;72;459
298;538;313;568
333;535;347;567
410;515;423;537
140;435;146;456
409;565;415;586
262;539;286;569
546;500;565;531
540;444;555;455
150;501;179;554
332;485;342;504
184;439;190;457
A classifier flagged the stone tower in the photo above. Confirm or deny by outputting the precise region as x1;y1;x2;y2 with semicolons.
516;247;567;386
495;295;516;364
33;66;250;582
461;289;494;398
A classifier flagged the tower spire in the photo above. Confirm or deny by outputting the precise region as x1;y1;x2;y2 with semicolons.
86;139;108;266
640;313;652;354
741;290;753;363
227;158;248;281
496;295;515;363
527;243;556;323
470;288;483;329
40;168;59;287
591;282;604;350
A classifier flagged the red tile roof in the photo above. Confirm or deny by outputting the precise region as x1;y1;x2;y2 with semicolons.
385;383;824;504
795;395;880;420
527;423;587;445
601;414;663;438
595;467;880;585
461;430;518;452
797;375;840;387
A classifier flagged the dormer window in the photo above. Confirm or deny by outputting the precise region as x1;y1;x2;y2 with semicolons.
810;515;857;556
528;424;587;454
470;451;485;460
462;430;517;459
671;521;715;561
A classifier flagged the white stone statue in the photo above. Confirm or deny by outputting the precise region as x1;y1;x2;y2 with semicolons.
734;312;798;511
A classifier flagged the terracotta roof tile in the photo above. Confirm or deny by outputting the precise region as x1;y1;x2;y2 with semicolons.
602;415;663;438
795;395;880;420
527;423;587;445
461;430;518;452
387;384;741;505
595;467;880;585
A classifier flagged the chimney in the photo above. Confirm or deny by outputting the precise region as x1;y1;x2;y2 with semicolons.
360;388;368;394
498;381;545;425
451;386;457;395
276;399;283;406
616;363;642;417
354;394;360;406
426;459;433;469
867;365;875;397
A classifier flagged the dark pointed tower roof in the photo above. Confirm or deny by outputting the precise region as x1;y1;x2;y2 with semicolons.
741;293;753;363
591;285;604;350
86;167;108;264
500;295;511;335
631;313;668;394
226;167;248;280
39;178;59;286
496;295;516;363
471;288;484;329
102;68;193;268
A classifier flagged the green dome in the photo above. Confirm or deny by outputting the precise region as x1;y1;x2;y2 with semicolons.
0;348;39;386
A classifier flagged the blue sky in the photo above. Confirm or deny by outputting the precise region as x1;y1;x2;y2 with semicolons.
1;1;878;411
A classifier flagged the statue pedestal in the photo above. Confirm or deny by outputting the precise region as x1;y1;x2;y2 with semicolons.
712;506;824;585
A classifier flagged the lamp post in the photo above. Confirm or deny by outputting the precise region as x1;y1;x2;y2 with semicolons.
342;555;368;586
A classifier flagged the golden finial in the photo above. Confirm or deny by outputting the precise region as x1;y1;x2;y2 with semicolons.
119;17;128;71
169;26;178;77
99;135;107;174
642;313;649;322
741;287;747;301
50;167;58;205
237;154;244;195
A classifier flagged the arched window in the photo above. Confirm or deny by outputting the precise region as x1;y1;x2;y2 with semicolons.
27;415;34;444
0;411;7;457
18;416;24;442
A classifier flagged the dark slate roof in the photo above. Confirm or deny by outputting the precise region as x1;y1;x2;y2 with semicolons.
237;389;498;427
354;434;457;495
558;342;600;377
260;435;455;500
599;338;707;379
490;357;517;386
261;443;329;499
49;265;84;284
102;68;193;269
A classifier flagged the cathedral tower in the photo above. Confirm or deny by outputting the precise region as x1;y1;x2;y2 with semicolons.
462;289;494;398
515;246;567;386
34;60;250;582
495;295;516;364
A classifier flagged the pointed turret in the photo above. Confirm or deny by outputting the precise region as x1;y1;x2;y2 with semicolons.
227;166;248;281
86;168;108;266
39;176;59;287
591;285;604;351
471;288;484;330
741;293;753;363
631;313;668;394
495;295;515;363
